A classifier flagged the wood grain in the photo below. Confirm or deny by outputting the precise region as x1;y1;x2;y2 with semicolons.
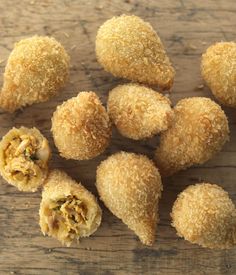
0;0;236;274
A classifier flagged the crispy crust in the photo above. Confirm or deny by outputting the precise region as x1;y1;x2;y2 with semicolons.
0;127;51;192
154;97;229;176
51;92;111;160
171;183;236;249
0;36;70;112
107;83;174;140
96;15;175;89
96;151;162;245
201;42;236;107
39;169;102;246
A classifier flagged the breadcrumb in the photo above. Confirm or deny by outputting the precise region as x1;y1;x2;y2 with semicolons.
154;97;229;176
108;83;174;140
51;92;111;160
0;36;70;112
39;169;102;246
201;42;236;107
96;151;163;245
96;15;175;89
171;183;236;249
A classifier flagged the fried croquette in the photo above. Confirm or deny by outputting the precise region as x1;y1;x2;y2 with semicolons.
154;97;229;176
0;36;70;112
96;151;163;245
96;15;175;89
201;42;236;107
39;169;102;246
51;92;111;160
171;183;236;249
0;127;51;192
108;83;174;140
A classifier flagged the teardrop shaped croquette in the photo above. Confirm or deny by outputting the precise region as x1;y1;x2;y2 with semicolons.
0;36;70;112
154;97;229;176
108;83;174;140
40;169;102;246
171;183;236;249
96;151;163;246
201;42;236;107
96;15;175;89
51;92;112;160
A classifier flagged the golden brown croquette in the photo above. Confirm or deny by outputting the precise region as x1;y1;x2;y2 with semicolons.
0;36;70;112
154;97;229;176
96;151;163;246
201;42;236;107
108;83;174;140
0;127;51;192
171;183;236;249
51;92;111;160
39;169;102;246
96;15;175;89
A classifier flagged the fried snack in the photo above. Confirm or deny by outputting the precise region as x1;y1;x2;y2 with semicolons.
0;36;70;112
96;15;175;89
171;183;236;249
96;152;162;245
108;83;174;140
154;97;229;176
201;42;236;107
0;127;51;192
51;92;111;160
39;169;102;246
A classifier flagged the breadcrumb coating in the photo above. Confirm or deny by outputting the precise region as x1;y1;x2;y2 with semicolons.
96;15;175;89
51;92;111;160
96;151;163;245
108;83;174;140
39;169;102;246
0;127;51;192
201;42;236;107
154;97;229;176
0;36;70;112
171;183;236;249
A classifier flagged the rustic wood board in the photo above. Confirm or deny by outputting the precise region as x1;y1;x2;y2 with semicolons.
0;0;236;274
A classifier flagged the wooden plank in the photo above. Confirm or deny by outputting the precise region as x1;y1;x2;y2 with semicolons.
0;0;236;274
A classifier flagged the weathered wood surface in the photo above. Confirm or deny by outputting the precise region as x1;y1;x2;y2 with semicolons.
0;0;236;274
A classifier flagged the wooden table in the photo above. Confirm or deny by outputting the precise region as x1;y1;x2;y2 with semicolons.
0;0;236;274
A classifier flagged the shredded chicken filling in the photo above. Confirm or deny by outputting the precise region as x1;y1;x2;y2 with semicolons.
4;134;48;183
48;195;88;240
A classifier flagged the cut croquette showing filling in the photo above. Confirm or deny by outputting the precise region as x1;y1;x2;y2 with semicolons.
39;169;102;246
44;195;96;244
0;127;50;191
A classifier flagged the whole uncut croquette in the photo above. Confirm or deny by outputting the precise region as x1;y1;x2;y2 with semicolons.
201;42;236;107
51;92;111;160
108;83;174;140
96;15;175;89
155;97;229;176
96;151;163;246
171;183;236;249
0;36;70;112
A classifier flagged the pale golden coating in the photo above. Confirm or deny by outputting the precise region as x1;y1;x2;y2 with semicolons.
0;127;51;192
96;15;175;89
201;42;236;107
155;97;229;176
171;183;236;249
0;36;70;112
39;169;102;246
51;92;111;160
108;83;174;140
96;151;162;245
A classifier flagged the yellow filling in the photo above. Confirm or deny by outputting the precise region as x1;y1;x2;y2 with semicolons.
4;134;48;184
48;195;88;242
